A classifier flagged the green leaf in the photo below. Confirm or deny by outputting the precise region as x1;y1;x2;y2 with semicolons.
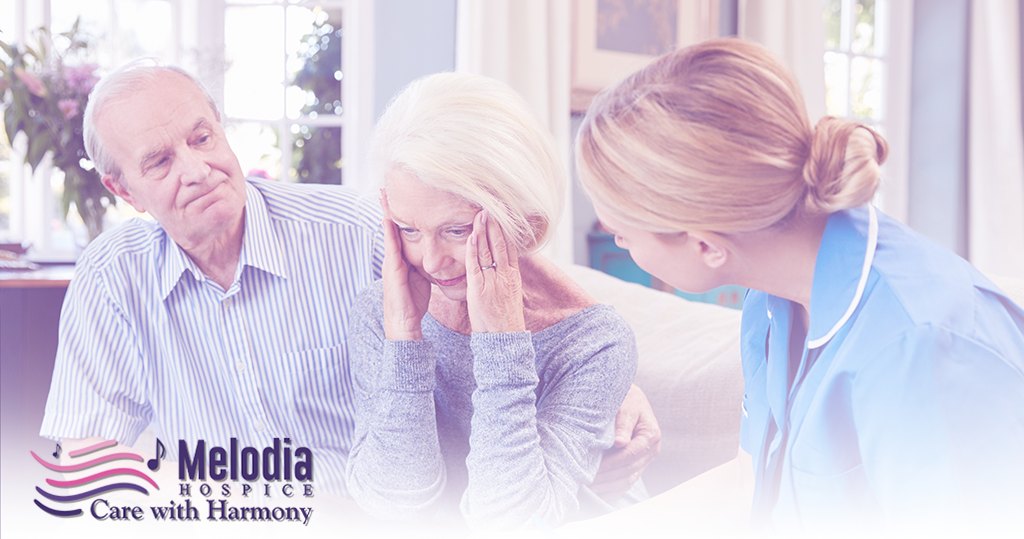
3;104;22;143
23;44;40;61
0;40;15;61
61;168;74;218
25;129;53;170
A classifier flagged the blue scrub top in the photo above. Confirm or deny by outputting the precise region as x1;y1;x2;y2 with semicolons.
740;205;1024;531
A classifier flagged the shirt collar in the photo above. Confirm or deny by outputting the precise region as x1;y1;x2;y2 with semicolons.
238;179;289;281
806;205;879;349
158;235;203;300
157;179;288;300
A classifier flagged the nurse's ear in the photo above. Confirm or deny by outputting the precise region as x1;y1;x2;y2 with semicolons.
687;231;730;269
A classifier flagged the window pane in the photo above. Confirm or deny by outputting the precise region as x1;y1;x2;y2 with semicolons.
1;0;14;38
823;0;842;50
112;0;174;58
0;134;9;234
225;121;283;180
292;124;342;184
50;0;109;38
225;6;285;120
287;5;344;120
851;0;879;55
0;1;12;235
823;51;850;117
48;169;82;254
52;0;175;66
850;56;884;120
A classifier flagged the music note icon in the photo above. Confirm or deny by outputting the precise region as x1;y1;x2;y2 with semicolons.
147;439;166;471
52;442;62;459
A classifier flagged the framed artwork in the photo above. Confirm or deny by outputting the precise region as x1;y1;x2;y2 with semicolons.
571;0;718;112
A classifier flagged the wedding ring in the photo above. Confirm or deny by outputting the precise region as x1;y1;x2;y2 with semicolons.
482;262;497;270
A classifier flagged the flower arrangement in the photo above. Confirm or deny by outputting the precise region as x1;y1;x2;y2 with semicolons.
1;20;113;241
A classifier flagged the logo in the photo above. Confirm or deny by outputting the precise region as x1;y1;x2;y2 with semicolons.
31;439;161;518
30;438;315;525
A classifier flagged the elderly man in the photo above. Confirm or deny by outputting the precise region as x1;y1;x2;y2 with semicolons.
40;63;659;498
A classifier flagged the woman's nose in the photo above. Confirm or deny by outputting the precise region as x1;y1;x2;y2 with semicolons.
419;238;454;276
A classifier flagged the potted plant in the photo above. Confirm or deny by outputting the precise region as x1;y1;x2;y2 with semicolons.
0;20;113;242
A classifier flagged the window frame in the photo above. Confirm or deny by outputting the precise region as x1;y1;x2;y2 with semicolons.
1;0;375;257
824;0;912;223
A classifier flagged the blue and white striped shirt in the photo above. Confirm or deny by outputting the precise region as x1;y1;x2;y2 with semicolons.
40;178;384;493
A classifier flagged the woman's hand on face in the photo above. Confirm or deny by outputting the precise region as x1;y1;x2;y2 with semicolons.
380;189;431;341
465;211;527;333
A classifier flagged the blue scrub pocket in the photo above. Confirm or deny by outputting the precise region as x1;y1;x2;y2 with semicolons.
788;462;878;529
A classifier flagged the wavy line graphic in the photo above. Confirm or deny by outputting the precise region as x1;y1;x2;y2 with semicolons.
36;482;150;503
34;499;83;518
31;451;143;473
68;440;117;458
46;468;160;490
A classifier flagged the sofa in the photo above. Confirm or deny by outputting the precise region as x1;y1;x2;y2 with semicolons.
563;264;745;495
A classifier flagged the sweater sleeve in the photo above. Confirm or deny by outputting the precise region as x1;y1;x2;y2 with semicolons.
460;309;638;528
344;282;446;519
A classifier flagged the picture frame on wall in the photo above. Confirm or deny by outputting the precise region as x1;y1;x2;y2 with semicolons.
571;0;718;112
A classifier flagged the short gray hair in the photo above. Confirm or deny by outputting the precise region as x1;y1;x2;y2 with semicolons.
370;72;566;254
82;60;221;180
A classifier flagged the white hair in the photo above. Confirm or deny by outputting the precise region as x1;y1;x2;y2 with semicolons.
82;59;221;180
370;72;566;254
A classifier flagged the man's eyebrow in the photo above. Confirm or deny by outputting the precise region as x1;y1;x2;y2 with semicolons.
391;215;413;228
139;147;168;172
138;119;213;171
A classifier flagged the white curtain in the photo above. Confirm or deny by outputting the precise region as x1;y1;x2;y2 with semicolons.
968;0;1024;278
456;0;574;265
738;0;826;121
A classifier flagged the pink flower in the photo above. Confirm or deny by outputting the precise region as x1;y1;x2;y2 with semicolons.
14;67;48;97
247;168;273;180
58;98;80;119
63;63;99;95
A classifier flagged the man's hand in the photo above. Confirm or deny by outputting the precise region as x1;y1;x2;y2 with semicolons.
593;384;662;498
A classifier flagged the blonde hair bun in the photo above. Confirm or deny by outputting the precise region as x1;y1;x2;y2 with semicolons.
802;117;889;213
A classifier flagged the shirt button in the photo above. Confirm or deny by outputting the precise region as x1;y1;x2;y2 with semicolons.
235;360;245;373
254;420;265;432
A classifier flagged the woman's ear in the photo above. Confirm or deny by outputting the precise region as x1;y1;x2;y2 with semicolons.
688;231;729;269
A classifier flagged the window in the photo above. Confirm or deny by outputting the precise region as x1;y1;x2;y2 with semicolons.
1;0;371;258
823;0;911;222
2;0;181;256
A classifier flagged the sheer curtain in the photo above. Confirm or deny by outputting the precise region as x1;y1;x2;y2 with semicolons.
456;0;574;264
968;0;1024;278
738;0;826;120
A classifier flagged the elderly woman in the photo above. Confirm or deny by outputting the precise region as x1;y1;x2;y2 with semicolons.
344;73;641;528
575;38;1024;532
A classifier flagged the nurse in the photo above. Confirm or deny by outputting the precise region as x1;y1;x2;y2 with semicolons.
575;38;1024;532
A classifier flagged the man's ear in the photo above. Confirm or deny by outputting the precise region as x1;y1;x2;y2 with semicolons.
101;174;144;212
689;231;729;269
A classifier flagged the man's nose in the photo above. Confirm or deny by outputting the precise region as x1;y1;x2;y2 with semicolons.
177;148;211;185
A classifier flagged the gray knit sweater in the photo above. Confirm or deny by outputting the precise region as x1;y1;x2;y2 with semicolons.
344;280;638;529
